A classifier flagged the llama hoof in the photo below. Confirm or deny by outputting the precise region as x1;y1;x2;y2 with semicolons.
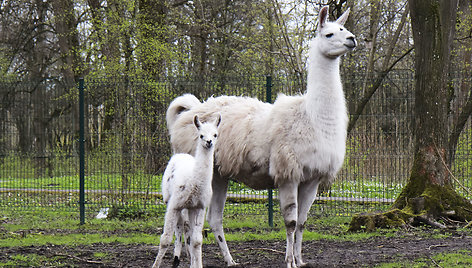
172;256;180;268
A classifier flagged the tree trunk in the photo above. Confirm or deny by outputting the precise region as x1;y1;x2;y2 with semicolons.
51;0;82;152
31;0;49;177
349;0;472;231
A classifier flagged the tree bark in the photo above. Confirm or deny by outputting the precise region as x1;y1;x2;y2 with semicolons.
51;0;82;147
349;0;472;231
408;0;456;184
30;0;49;177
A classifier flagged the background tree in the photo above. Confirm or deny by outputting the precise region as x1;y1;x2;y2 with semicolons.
449;0;472;165
346;1;412;134
350;0;472;231
0;0;470;192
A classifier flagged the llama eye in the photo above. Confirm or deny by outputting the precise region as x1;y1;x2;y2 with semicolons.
214;134;217;138
200;135;204;139
326;33;334;38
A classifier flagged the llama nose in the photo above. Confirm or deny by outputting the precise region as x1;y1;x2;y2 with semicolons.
345;36;356;49
206;140;212;148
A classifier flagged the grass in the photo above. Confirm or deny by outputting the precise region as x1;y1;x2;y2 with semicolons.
1;172;404;200
376;250;472;268
0;209;380;248
0;209;402;248
1;233;159;248
0;254;68;267
0;152;407;201
1;209;472;267
0;173;162;192
328;180;404;199
0;171;403;220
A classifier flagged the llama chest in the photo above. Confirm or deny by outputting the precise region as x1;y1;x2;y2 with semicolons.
303;114;347;175
268;96;347;184
298;134;346;176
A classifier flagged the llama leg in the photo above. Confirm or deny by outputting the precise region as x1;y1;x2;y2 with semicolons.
294;179;321;266
181;209;191;258
172;212;185;267
187;208;205;268
279;182;299;268
153;208;178;268
206;174;237;266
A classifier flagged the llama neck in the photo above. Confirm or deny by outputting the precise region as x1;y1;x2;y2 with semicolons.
193;145;215;185
305;41;346;122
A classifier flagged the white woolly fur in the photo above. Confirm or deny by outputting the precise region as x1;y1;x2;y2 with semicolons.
153;115;221;268
165;6;356;268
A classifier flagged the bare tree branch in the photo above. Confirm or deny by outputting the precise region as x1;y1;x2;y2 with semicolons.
448;87;472;163
270;0;305;77
348;5;410;133
348;47;414;134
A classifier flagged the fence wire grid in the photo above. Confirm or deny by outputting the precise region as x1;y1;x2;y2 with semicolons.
0;71;471;220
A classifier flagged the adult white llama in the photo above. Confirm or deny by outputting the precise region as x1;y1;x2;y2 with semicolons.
152;115;221;268
166;6;356;268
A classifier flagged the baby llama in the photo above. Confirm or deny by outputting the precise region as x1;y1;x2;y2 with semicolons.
166;6;356;268
152;115;221;268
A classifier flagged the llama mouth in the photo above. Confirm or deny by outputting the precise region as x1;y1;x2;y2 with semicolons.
344;43;356;49
344;39;357;49
344;36;357;49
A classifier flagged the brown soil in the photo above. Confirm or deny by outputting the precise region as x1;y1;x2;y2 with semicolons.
1;231;472;267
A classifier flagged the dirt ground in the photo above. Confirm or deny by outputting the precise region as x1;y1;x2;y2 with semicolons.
2;231;472;267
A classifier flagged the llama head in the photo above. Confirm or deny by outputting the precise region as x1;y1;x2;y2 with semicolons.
194;114;221;150
315;6;356;58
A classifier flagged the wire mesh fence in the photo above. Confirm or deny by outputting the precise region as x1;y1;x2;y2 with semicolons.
0;72;470;220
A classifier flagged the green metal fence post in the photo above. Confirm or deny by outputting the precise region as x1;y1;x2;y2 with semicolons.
266;75;274;228
79;78;85;225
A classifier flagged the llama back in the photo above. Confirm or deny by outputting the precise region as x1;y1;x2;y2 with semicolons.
168;93;345;188
168;95;275;188
166;94;201;133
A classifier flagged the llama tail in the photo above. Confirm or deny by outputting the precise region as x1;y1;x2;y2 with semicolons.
166;94;201;131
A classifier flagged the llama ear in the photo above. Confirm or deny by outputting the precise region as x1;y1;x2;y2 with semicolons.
214;114;221;128
318;6;329;31
194;115;201;130
335;8;350;26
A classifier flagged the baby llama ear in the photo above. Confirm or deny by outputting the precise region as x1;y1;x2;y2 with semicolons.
194;115;201;130
214;114;221;128
318;6;329;31
336;7;350;26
